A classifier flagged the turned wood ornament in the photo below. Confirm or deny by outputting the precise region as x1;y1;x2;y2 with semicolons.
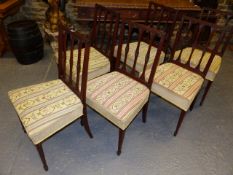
44;0;68;32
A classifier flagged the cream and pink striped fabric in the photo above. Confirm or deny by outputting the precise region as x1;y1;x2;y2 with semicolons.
8;79;83;144
86;71;150;130
174;47;222;81
55;47;110;81
149;63;204;111
114;42;165;72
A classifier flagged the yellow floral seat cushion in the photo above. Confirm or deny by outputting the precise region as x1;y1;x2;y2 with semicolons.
149;63;204;111
86;71;150;130
174;47;222;81
8;79;83;145
56;47;110;81
114;42;165;72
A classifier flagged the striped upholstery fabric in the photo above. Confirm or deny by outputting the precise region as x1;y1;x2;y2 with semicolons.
8;79;83;144
149;63;204;111
174;47;222;81
114;42;165;72
56;47;110;81
86;71;150;130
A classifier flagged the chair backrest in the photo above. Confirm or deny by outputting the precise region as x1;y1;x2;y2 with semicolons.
145;1;179;49
58;23;91;103
170;15;233;78
198;8;233;56
199;8;233;26
115;20;165;89
91;4;120;58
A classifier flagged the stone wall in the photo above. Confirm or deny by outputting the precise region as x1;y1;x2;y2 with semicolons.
21;0;48;26
4;0;48;36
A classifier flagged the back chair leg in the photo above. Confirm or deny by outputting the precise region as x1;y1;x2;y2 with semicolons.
82;115;93;138
36;143;48;171
190;95;198;111
142;102;149;123
200;80;213;106
117;129;125;156
173;110;186;136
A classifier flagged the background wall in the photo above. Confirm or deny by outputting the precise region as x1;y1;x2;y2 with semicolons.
4;0;233;35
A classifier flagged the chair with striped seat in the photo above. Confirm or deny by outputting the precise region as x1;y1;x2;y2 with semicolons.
8;24;93;171
55;4;120;80
148;15;233;136
179;8;233;105
87;20;165;155
145;1;179;57
113;1;178;73
114;41;165;73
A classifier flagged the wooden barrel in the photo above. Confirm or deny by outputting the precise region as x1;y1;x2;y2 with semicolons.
7;20;44;65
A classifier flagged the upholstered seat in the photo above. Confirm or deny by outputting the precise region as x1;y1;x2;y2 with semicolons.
147;15;232;136
8;79;83;145
149;63;204;111
114;42;165;72
174;47;221;81
84;20;165;155
192;9;233;106
86;71;150;130
59;47;110;81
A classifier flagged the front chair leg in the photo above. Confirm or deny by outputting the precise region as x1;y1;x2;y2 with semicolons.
200;80;213;106
117;129;125;156
82;116;93;138
36;143;48;171
142;102;149;123
20;121;26;133
80;118;84;126
173;110;186;136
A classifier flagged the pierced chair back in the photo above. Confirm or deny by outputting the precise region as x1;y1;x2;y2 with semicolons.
86;20;165;155
116;20;166;89
175;12;233;105
199;8;233;26
58;4;120;82
7;22;93;171
198;8;233;56
170;15;232;80
148;16;233;136
58;22;91;104
91;4;120;60
145;1;179;55
199;8;233;54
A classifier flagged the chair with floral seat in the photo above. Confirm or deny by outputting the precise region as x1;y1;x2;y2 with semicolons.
86;20;165;155
8;23;93;171
145;1;179;56
56;4;120;80
113;1;178;73
178;8;233;106
148;15;233;136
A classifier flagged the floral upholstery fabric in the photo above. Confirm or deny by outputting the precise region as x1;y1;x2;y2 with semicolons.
174;47;222;81
56;47;110;81
114;42;165;72
149;63;204;111
8;79;83;144
86;71;150;130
